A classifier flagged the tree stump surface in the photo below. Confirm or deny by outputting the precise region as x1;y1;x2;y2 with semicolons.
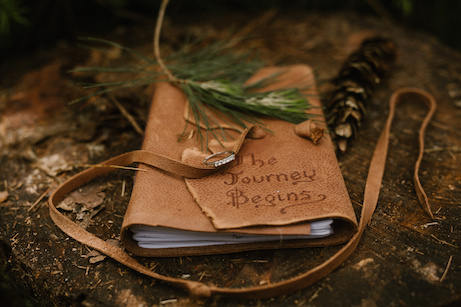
1;9;460;307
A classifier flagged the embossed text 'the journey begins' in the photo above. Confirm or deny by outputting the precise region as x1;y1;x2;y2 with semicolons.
221;153;327;213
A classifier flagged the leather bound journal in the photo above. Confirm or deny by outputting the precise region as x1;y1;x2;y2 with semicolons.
120;65;358;257
48;63;436;298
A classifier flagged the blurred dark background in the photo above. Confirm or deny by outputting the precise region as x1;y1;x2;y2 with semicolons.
0;0;460;62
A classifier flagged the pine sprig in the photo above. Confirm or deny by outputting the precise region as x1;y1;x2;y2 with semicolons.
190;80;310;124
71;0;316;150
167;39;263;82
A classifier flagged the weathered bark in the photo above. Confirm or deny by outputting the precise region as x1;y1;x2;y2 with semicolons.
1;9;460;306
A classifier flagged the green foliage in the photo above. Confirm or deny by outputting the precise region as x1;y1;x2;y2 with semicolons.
71;37;315;149
0;0;28;34
393;0;413;16
183;79;313;147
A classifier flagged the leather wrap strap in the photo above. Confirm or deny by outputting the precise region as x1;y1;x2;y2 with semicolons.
48;88;436;299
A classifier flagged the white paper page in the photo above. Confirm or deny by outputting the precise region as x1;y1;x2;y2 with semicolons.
131;219;333;249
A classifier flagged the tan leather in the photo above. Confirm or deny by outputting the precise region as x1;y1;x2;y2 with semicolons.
183;66;354;231
122;66;357;258
48;64;436;299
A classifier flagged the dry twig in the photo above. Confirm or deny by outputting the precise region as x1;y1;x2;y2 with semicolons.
431;234;459;248
28;183;57;212
108;95;144;135
73;163;147;172
439;255;453;282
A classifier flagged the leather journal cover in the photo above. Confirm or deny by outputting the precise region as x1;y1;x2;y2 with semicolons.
120;65;358;257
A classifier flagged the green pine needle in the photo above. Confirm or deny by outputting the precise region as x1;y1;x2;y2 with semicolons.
70;36;316;150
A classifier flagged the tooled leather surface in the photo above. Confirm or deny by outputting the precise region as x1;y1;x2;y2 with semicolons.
121;65;358;258
183;66;357;229
121;82;219;233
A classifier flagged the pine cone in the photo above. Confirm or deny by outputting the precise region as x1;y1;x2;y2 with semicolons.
326;37;397;152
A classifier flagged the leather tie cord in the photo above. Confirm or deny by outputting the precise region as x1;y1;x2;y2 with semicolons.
48;88;436;299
